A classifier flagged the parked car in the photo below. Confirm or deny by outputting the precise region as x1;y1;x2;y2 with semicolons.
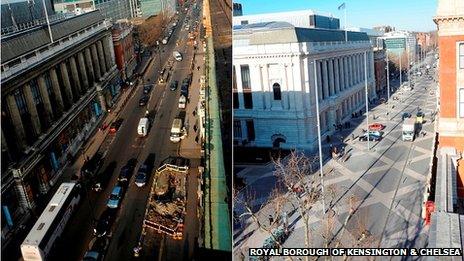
107;186;123;209
359;133;382;142
92;161;117;192
94;208;116;237
118;165;134;182
402;112;412;120
83;236;109;261
139;95;149;106
109;119;123;134
143;84;153;94
368;123;385;131
170;80;179;91
135;164;149;187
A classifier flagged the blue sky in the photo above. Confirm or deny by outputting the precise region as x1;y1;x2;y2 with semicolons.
237;0;438;32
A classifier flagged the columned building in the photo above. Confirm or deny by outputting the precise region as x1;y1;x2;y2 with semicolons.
233;22;375;150
1;10;118;245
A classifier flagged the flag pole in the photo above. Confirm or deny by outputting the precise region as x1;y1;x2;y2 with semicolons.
344;5;347;42
41;0;53;43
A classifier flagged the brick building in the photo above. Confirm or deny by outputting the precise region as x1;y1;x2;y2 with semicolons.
433;0;464;196
112;21;137;81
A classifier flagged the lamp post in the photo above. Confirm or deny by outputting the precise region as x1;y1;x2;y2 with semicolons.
312;60;326;215
364;51;370;151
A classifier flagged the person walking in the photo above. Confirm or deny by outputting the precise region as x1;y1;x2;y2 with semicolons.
268;214;274;226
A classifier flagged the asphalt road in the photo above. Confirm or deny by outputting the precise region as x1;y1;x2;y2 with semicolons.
50;4;203;261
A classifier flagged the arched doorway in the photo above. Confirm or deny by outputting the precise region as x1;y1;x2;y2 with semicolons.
271;134;286;148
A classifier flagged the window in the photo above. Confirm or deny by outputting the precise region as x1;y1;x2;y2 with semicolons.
233;66;237;91
44;73;53;96
243;92;253;109
240;65;251;90
234;120;242;139
459;43;464;69
459;88;464;118
14;89;28;115
241;20;248;25
233;92;239;109
246;120;255;141
273;83;281;100
30;79;43;104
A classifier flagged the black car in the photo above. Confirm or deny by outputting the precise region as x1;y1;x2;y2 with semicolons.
92;161;117;192
139;95;149;106
143;84;153;94
170;80;179;91
109;119;123;134
81;152;104;178
359;133;382;142
94;208;117;237
118;159;137;182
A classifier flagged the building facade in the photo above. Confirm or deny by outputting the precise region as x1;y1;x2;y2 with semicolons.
1;10;118;246
139;0;176;18
233;22;375;150
53;0;138;21
433;0;464;196
232;10;340;30
374;48;387;95
112;21;137;81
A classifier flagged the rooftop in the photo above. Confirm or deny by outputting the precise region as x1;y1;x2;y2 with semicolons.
233;22;369;45
1;10;106;63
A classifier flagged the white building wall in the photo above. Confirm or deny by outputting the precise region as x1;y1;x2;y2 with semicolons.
234;40;375;150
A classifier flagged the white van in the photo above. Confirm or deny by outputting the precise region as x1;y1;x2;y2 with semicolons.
137;118;149;137
173;51;182;61
162;37;169;45
178;95;187;109
170;118;186;143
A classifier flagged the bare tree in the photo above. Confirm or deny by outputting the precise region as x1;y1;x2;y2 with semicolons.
137;14;167;48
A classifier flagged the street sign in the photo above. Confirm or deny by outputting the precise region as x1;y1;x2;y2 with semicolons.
384;38;406;50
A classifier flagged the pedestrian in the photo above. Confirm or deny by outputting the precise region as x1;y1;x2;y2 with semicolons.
351;133;355;140
193;125;198;131
268;214;274;226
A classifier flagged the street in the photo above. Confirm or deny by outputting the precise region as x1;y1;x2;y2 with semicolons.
233;53;438;257
50;3;204;261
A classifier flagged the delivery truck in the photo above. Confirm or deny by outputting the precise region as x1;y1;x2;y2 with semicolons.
138;118;150;137
402;118;416;141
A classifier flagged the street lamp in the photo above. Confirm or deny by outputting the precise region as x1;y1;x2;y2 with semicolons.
312;60;326;215
364;51;370;151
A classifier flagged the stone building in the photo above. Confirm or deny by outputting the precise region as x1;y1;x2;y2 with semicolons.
1;10;118;246
112;21;137;81
233;21;375;150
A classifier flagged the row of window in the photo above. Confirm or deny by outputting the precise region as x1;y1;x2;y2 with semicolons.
233;120;255;141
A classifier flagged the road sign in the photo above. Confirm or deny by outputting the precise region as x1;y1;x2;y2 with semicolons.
384;38;406;50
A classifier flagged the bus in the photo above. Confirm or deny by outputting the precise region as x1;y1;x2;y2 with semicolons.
20;182;81;261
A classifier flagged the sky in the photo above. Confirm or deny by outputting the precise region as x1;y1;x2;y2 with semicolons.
237;0;438;32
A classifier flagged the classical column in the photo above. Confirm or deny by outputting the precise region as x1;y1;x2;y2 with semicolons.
37;76;54;122
348;56;353;86
263;64;272;108
77;52;89;90
344;57;349;89
339;57;345;91
91;44;102;81
96;41;107;76
69;56;83;95
84;48;96;84
103;36;114;70
6;94;26;150
316;61;323;101
49;68;65;114
23;84;42;135
328;59;335;96
322;60;329;100
60;62;74;104
334;58;340;94
328;109;336;131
